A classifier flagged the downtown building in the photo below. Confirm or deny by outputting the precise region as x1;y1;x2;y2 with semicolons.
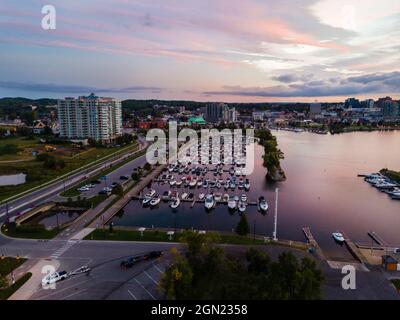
58;93;122;143
205;102;236;123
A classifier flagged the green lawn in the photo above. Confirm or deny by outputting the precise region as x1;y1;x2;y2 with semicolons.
0;142;140;201
1;223;60;240
85;229;266;245
0;257;30;300
0;273;32;300
0;257;26;277
392;279;400;291
60;147;145;197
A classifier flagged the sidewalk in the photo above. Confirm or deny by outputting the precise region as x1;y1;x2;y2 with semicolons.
89;164;167;228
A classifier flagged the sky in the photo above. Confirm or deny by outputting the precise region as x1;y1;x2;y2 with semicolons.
0;0;399;102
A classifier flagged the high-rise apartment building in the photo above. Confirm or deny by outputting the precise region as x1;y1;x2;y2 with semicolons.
58;93;122;143
205;102;236;123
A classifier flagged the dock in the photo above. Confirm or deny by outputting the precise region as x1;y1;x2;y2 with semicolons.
368;231;389;247
340;230;368;264
132;195;258;206
302;227;326;260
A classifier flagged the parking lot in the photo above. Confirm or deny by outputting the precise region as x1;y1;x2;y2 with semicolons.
29;242;174;300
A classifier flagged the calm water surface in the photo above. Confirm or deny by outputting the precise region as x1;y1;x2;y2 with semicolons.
112;130;400;260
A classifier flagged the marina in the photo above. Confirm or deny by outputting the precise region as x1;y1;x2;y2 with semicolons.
112;130;400;261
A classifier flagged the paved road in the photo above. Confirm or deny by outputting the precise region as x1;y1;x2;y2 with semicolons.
0;232;177;300
0;138;148;223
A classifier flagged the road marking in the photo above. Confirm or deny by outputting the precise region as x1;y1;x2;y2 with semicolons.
127;289;137;300
37;278;94;300
144;270;159;285
152;263;163;274
134;278;156;300
61;289;86;300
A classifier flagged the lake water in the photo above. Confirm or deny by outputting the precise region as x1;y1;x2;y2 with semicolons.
112;130;400;261
0;173;26;186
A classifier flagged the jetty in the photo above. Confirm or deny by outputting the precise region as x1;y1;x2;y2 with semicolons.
368;231;389;247
302;227;326;260
340;230;368;264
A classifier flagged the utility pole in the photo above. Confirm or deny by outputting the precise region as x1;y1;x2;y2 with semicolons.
273;188;279;241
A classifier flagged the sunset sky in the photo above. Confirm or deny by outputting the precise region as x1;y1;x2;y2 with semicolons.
0;0;399;102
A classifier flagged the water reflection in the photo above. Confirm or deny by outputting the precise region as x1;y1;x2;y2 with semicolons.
112;130;400;260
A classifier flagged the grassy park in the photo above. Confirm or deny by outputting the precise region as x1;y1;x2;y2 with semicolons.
0;257;31;300
0;137;139;201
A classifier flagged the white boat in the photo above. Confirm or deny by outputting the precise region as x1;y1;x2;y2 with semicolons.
216;182;221;189
181;192;188;200
238;201;247;213
230;183;236;190
150;196;161;207
227;197;237;210
241;193;247;202
234;195;239;202
244;179;250;191
224;182;230;190
198;193;205;200
258;196;268;212
142;196;152;206
204;194;215;210
197;180;203;187
144;189;156;198
169;180;176;186
332;232;345;243
175;180;182;187
189;179;197;188
170;198;181;209
223;194;229;202
162;191;171;201
214;193;222;202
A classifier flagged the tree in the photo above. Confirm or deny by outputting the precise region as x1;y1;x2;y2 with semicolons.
235;214;250;236
160;250;194;299
43;125;53;136
0;275;8;289
112;183;124;197
144;163;152;171
131;172;140;182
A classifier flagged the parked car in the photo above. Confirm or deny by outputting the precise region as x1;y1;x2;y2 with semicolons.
91;180;101;184
42;271;68;285
144;251;163;260
110;182;118;188
120;175;129;180
120;255;144;269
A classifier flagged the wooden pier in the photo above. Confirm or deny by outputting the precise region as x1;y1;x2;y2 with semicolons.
368;231;389;247
302;227;326;260
340;230;368;264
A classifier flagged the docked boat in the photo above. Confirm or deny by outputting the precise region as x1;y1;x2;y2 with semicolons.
223;194;229;202
150;196;161;207
202;180;208;188
234;195;239;202
175;180;182;187
227;197;237;210
216;182;221;189
332;232;345;243
162;191;171;201
181;193;188;200
189;179;197;188
224;181;230;190
197;180;203;187
169;180;176;187
144;189;156;198
204;194;215;210
238;201;247;213
170;197;181;209
187;193;194;201
198;193;205;200
230;182;236;191
214;193;222;202
142;196;152;206
241;193;247;202
244;179;250;191
258;196;268;212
